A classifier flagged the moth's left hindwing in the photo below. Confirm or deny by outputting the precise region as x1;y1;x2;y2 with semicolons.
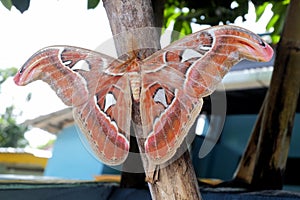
62;47;132;165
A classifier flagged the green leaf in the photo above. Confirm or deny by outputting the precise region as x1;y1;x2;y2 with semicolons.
180;20;192;36
164;6;175;27
171;20;183;41
1;0;12;10
255;2;270;22
0;105;28;148
265;1;288;43
271;34;281;43
11;0;30;13
88;0;100;9
0;67;17;85
266;14;280;31
282;0;290;5
164;6;181;28
170;17;192;42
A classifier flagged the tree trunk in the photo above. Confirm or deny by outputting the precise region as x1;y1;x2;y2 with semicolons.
233;0;300;189
233;101;265;185
102;0;201;199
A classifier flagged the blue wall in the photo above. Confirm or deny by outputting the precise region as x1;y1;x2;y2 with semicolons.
192;114;300;180
45;114;300;181
44;125;106;180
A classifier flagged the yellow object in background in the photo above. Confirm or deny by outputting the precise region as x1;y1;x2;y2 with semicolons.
0;148;48;176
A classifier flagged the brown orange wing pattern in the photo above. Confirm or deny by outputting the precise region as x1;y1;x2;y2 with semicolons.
140;25;273;164
14;25;273;166
14;46;132;165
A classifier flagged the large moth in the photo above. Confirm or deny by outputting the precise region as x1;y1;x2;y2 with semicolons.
14;25;273;165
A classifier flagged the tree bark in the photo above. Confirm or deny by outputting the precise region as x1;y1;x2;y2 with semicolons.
233;101;265;184
102;0;201;199
233;0;300;189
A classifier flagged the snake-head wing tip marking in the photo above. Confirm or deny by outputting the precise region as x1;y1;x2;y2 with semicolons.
13;71;22;86
210;25;274;63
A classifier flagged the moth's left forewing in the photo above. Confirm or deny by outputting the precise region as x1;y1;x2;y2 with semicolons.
58;47;132;165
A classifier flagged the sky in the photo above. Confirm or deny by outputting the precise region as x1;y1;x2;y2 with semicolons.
0;0;112;120
0;0;273;147
0;0;113;147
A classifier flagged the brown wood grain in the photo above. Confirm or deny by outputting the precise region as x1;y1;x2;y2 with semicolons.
102;0;202;199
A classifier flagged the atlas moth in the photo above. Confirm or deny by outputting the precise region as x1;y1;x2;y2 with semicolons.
14;25;273;166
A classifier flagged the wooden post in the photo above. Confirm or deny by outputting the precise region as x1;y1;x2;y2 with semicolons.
233;0;300;189
233;101;265;184
102;0;201;199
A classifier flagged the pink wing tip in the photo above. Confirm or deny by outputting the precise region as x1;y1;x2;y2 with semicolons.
115;135;130;152
264;43;274;62
13;72;22;86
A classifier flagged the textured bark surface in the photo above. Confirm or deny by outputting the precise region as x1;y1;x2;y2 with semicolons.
233;102;264;184
233;0;300;189
103;0;159;59
102;0;201;199
147;150;201;199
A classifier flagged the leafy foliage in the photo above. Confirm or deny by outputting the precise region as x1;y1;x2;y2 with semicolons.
254;0;289;43
0;67;17;86
164;0;250;40
0;106;28;147
0;68;28;148
165;0;249;26
1;0;30;13
1;0;289;43
88;0;100;9
164;0;289;43
1;0;12;10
